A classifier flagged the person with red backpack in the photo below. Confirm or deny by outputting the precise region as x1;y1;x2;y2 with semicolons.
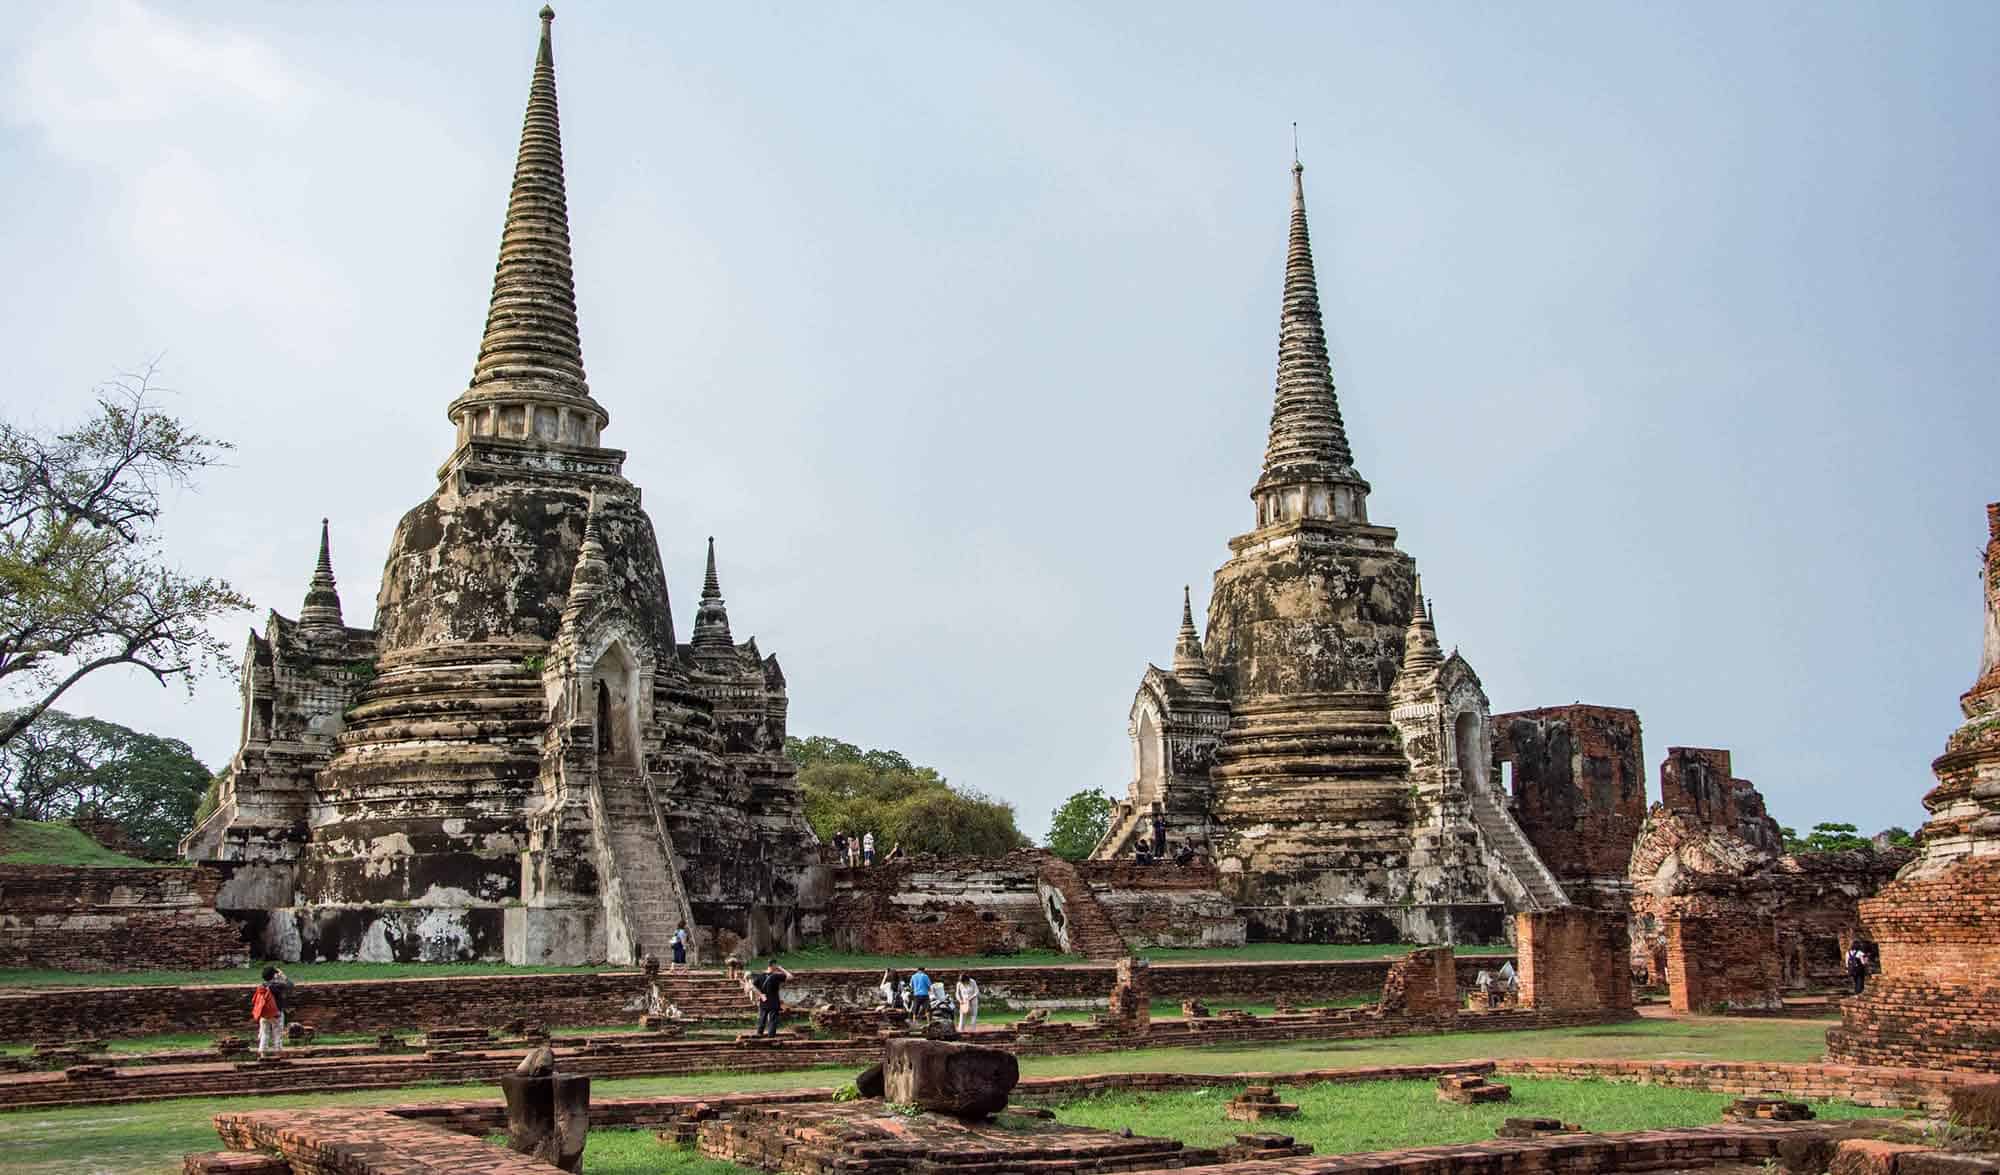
252;967;283;1059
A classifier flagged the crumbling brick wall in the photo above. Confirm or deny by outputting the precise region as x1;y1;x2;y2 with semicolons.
1489;706;1644;909
1379;946;1456;1018
0;865;246;972
1665;899;1781;1013
1516;908;1633;1012
1660;748;1782;854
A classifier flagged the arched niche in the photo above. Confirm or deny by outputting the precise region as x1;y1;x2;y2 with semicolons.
1133;707;1165;807
590;639;642;770
1454;709;1486;791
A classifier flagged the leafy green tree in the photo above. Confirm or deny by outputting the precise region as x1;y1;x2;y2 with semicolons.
1787;821;1875;855
785;735;1025;857
0;708;213;857
1045;788;1113;861
0;367;251;747
1877;826;1915;849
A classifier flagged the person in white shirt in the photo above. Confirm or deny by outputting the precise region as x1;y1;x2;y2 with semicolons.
955;973;980;1030
862;830;876;865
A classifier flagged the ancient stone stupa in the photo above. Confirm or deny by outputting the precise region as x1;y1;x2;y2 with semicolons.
182;8;819;965
1826;501;2000;1071
1094;162;1567;942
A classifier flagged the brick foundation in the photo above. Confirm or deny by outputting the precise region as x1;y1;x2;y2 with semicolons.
195;1060;1986;1175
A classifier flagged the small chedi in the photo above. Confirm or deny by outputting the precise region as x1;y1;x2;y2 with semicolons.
1827;502;2000;1072
179;8;819;964
1094;161;1568;943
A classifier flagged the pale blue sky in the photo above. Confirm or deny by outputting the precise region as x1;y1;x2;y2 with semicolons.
2;2;1993;839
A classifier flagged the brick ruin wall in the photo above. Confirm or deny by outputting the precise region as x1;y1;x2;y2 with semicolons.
1516;907;1633;1012
1490;705;1646;909
1629;748;1905;998
1665;899;1782;1013
0;865;247;973
1377;946;1455;1017
0;955;1513;1042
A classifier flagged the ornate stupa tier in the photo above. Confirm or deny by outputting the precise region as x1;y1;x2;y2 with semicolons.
445;7;610;454
1907;501;2000;876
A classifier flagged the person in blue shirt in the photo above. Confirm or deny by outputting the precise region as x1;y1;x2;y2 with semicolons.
908;966;933;1019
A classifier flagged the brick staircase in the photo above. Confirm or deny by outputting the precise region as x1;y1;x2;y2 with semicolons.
1466;787;1568;911
1035;857;1129;960
596;771;696;964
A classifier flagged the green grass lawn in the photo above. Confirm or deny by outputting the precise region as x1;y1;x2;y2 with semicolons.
0;1015;1841;1174
1049;1077;1902;1153
0;820;164;867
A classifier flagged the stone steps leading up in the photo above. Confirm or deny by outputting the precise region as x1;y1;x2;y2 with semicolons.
1035;857;1129;960
1467;789;1567;910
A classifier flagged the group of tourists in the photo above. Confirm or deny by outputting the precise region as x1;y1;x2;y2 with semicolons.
876;966;981;1030
829;830;905;866
1132;807;1198;866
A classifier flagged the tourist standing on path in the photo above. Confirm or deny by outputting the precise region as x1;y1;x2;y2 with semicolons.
753;959;792;1036
862;831;876;865
671;923;690;973
252;967;283;1059
1150;807;1167;857
955;973;979;1031
269;967;294;1041
909;965;933;1019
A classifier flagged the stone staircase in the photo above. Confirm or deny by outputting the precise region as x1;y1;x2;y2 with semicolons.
1090;802;1146;860
1466;787;1569;911
1035;856;1129;960
596;770;696;965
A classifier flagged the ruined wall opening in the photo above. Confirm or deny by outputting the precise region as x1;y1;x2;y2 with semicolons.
590;641;641;770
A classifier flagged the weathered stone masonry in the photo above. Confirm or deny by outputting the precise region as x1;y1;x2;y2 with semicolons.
179;9;820;966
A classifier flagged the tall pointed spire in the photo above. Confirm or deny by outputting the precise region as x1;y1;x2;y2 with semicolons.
1171;586;1217;694
1252;158;1370;526
299;518;344;630
447;6;608;445
1400;574;1442;675
691;536;735;657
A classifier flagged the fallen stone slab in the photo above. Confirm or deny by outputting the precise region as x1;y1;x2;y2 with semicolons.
882;1037;1018;1119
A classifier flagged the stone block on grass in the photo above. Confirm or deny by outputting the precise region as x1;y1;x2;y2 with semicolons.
881;1037;1018;1119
